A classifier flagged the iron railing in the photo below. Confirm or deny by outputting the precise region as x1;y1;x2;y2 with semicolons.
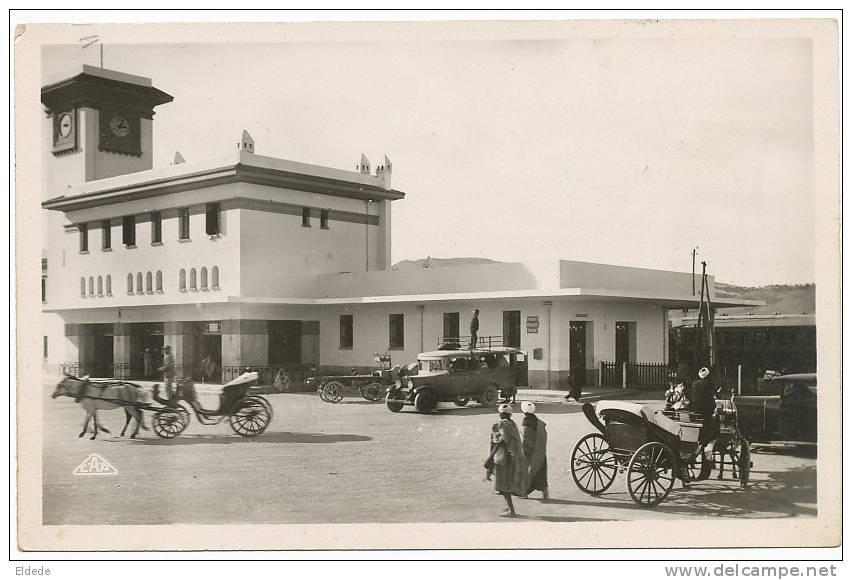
600;361;674;390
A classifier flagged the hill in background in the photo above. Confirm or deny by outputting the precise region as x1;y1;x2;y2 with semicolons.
392;257;503;270
715;282;815;315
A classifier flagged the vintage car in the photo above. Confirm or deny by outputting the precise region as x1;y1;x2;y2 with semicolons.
385;346;528;413
735;373;817;444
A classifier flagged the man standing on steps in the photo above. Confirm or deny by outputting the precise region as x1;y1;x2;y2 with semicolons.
469;309;480;349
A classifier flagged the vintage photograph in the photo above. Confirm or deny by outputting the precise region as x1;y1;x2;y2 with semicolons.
14;16;841;552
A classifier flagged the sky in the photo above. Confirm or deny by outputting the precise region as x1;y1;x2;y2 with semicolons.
40;27;816;286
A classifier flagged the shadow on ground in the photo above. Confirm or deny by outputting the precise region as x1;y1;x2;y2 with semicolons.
122;431;373;446
557;463;816;518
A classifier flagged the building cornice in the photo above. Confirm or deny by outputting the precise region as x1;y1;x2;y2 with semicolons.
42;160;405;212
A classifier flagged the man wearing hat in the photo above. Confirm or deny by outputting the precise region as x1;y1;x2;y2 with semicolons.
469;309;480;349
520;401;549;500
484;403;527;517
691;366;720;449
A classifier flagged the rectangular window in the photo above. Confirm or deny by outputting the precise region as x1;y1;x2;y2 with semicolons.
339;315;353;349
389;314;405;349
179;207;190;240
443;312;460;341
43;336;48;359
41;277;46;303
320;209;330;229
206;203;221;235
302;207;311;227
101;220;111;250
150;211;162;244
122;215;136;246
79;223;88;252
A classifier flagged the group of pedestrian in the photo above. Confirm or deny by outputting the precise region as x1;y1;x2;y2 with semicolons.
484;401;548;518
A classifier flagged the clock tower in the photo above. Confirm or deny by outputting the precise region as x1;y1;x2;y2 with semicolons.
41;65;173;195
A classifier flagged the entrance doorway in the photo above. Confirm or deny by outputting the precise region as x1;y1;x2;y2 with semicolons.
569;321;587;391
268;321;303;365
128;323;165;379
503;310;521;348
93;334;114;377
200;334;222;383
615;321;636;365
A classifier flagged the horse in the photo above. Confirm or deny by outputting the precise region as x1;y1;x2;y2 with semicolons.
52;375;150;440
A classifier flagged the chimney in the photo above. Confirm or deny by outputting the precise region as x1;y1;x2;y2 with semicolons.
238;130;255;153
359;153;371;174
375;154;392;189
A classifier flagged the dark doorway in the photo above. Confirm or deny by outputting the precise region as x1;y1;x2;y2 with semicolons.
200;334;222;383
443;312;460;341
569;321;587;391
93;334;114;376
268;321;302;364
503;310;521;348
128;323;165;379
615;321;634;365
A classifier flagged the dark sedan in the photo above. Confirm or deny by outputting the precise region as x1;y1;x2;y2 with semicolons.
735;373;817;444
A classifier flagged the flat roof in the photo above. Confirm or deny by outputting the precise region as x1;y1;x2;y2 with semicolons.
42;150;405;212
229;288;763;308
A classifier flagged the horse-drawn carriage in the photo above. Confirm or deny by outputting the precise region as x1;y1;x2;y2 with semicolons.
307;353;399;404
570;393;751;507
52;371;273;439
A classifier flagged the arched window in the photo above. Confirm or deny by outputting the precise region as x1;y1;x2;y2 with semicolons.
97;276;103;295
106;275;112;295
127;273;134;294
211;266;219;289
88;276;94;296
136;272;143;294
80;277;86;297
156;271;163;292
146;271;153;293
200;267;208;289
179;269;186;291
189;268;197;290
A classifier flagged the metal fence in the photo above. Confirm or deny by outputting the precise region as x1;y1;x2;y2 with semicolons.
600;361;674;390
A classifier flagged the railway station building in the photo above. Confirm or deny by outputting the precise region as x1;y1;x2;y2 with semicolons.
41;65;759;390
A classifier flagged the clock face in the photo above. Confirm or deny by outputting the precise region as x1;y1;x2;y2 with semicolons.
58;113;73;138
109;115;131;138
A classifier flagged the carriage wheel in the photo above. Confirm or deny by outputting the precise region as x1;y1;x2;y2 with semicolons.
229;397;272;437
627;442;677;507
322;381;345;404
736;440;752;488
153;408;190;439
571;433;618;496
359;382;386;402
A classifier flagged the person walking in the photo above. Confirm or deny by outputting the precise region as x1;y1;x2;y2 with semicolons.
520;401;549;500
469;309;480;349
484;403;527;517
142;348;154;378
158;345;176;401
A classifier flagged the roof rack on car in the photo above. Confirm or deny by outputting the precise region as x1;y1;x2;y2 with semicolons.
436;335;508;351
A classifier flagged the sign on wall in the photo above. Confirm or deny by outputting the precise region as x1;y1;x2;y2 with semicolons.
526;315;539;333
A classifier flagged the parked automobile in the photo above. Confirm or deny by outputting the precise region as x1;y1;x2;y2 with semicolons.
385;345;528;413
735;373;817;444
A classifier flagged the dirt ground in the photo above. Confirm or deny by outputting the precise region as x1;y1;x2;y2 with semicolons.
42;380;817;526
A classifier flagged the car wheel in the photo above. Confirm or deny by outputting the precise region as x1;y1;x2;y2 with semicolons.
414;390;436;413
386;400;404;412
480;385;499;408
454;397;469;407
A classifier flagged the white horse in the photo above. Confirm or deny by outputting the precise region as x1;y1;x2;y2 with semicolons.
52;375;150;440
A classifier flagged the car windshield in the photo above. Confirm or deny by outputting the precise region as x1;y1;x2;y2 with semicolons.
419;359;446;372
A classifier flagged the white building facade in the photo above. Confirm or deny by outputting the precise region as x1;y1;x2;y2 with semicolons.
41;66;756;389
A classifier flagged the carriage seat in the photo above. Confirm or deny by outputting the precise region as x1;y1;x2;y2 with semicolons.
596;400;701;443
